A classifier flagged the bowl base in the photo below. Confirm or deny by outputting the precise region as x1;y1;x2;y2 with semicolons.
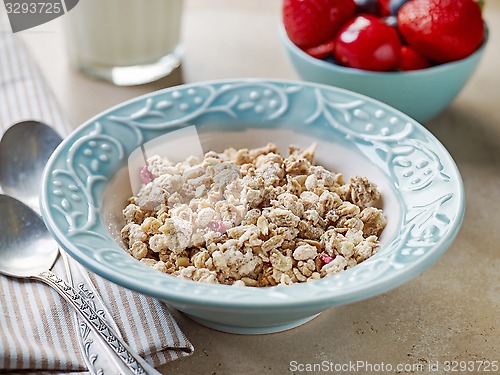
184;313;321;335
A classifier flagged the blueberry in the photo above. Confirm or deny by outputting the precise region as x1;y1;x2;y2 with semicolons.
354;0;380;15
390;0;409;14
383;0;409;15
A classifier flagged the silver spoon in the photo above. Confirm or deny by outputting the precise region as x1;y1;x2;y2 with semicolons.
0;121;160;375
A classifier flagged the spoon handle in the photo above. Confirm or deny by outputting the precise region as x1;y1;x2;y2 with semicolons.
32;270;162;375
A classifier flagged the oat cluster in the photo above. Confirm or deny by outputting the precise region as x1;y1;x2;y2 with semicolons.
121;143;387;287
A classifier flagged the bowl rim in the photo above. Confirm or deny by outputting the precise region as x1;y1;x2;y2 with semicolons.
40;78;466;308
279;22;489;77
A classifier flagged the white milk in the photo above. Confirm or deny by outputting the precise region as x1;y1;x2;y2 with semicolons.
63;0;183;83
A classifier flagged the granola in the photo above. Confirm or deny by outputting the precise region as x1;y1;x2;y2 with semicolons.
121;143;387;286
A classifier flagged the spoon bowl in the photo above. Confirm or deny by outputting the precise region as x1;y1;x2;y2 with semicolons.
0;121;62;211
0;194;58;277
0;195;151;373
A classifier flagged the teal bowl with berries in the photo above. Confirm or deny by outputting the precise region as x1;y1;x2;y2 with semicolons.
280;26;488;123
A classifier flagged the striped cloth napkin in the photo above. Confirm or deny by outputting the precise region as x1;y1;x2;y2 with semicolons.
0;19;194;373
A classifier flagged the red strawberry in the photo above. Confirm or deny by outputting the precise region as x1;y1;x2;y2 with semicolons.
283;0;356;48
397;0;485;64
398;45;431;71
334;14;402;71
303;37;336;59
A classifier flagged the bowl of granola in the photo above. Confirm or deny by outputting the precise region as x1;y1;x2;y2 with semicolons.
41;79;465;334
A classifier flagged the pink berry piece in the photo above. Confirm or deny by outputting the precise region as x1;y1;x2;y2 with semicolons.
140;165;155;184
320;254;335;264
208;220;227;234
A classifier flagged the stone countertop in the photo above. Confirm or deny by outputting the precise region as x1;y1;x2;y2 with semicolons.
21;1;500;374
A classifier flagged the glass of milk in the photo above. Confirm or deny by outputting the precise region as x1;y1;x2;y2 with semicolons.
63;0;183;86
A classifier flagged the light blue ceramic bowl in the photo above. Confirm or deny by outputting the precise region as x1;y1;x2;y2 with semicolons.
280;26;488;123
41;79;464;334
